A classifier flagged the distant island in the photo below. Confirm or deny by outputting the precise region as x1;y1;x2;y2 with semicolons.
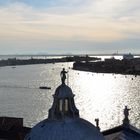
0;55;100;67
73;54;140;75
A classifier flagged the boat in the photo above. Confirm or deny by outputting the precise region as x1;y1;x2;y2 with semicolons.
12;66;16;69
39;86;51;90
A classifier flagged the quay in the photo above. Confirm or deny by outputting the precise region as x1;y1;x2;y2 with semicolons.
73;56;140;75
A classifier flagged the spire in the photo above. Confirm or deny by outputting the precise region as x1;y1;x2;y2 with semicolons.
123;106;130;125
48;69;79;120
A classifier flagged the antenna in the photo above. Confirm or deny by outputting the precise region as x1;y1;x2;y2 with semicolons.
66;60;69;86
67;69;69;86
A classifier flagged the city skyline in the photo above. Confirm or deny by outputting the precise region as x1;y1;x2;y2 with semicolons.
0;0;140;54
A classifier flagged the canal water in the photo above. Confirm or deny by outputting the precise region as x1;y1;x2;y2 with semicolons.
0;61;140;131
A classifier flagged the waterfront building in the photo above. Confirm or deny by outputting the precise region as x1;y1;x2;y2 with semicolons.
123;53;134;60
0;117;30;140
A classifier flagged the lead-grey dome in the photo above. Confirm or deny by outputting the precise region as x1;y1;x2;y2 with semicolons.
25;69;105;140
25;118;104;140
54;84;74;99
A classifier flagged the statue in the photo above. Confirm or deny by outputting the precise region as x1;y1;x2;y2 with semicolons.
123;106;130;125
60;68;67;84
95;118;100;130
124;106;130;118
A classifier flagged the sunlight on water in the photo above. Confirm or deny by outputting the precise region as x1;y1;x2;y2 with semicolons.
0;63;140;131
69;71;140;130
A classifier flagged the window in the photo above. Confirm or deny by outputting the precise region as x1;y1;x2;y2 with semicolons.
65;99;68;112
59;100;63;111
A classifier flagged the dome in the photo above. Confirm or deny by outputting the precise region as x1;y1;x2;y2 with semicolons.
54;84;74;99
25;69;105;140
25;118;104;140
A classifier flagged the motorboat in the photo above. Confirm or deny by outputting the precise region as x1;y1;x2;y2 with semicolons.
39;86;51;90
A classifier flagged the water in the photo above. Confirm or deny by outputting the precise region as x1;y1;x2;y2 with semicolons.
0;62;140;131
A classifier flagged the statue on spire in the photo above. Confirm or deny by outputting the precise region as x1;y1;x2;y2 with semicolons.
60;68;67;84
123;106;130;125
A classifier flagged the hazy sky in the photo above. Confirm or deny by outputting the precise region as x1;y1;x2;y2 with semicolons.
0;0;140;54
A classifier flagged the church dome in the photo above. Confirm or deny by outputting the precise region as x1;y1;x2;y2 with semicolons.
25;118;104;140
54;84;74;99
25;69;105;140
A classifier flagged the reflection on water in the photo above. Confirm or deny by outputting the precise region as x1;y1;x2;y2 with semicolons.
0;63;140;131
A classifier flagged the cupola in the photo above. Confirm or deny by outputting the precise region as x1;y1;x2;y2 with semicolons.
25;69;105;140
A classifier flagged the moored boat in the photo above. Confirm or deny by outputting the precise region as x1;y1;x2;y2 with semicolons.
39;86;51;90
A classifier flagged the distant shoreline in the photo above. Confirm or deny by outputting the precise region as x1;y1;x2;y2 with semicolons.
0;56;100;67
73;57;140;75
0;53;140;57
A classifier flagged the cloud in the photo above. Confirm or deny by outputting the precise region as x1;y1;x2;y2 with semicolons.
0;0;140;45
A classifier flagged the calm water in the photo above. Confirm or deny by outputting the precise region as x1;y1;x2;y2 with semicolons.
0;62;140;131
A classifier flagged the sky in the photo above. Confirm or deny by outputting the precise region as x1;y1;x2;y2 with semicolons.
0;0;140;54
